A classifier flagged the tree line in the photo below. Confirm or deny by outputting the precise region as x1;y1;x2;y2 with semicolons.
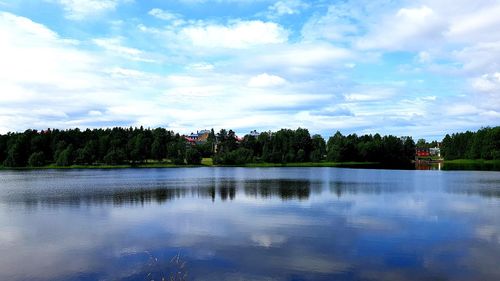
0;127;211;167
213;128;416;166
0;126;418;167
441;127;500;160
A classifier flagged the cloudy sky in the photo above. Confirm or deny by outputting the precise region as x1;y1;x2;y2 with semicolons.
0;0;499;139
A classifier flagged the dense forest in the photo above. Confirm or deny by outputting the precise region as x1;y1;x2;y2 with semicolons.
0;127;208;167
441;127;500;160
214;129;415;166
0;127;417;167
0;126;498;167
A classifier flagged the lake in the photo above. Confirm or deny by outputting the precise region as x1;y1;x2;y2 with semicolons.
0;167;499;281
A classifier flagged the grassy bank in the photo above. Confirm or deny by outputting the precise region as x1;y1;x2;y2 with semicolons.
0;159;380;170
0;158;215;170
242;161;379;167
0;163;204;170
441;159;500;171
444;159;500;164
3;159;498;171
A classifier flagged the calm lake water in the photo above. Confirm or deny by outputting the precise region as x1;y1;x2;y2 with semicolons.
1;168;499;281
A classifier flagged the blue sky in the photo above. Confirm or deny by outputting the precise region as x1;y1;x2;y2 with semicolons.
0;0;499;140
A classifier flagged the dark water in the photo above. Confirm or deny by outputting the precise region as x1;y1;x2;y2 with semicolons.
0;168;499;281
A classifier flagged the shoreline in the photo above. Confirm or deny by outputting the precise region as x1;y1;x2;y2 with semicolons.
1;159;499;171
444;159;500;164
0;161;380;170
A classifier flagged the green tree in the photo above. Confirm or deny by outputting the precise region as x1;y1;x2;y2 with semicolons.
56;144;74;166
3;135;30;167
0;135;8;164
28;152;45;167
310;134;326;162
215;148;253;165
380;135;405;164
103;149;126;165
168;138;187;165
327;131;344;162
151;128;168;161
53;140;68;163
416;138;427;148
186;147;202;165
402;136;416;161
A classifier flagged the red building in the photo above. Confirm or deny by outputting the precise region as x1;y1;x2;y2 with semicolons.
416;148;430;157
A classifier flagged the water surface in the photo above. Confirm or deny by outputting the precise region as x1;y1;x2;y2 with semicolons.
0;167;499;281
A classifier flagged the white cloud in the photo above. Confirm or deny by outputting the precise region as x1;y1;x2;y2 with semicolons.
345;0;500;53
344;89;395;102
88;110;103;117
93;38;140;56
268;0;308;17
138;19;352;74
471;73;500;93
186;63;215;71
443;3;500;43
178;0;268;3
344;93;375;102
422;96;437;101
417;51;432;64
148;8;183;23
248;73;287;88
0;12;161;132
241;43;354;75
105;67;150;79
356;5;444;51
445;104;480;116
93;38;154;62
452;41;500;74
301;4;359;41
49;0;128;20
4;21;338;135
1;1;499;138
180;20;288;49
32;109;69;118
0;12;96;90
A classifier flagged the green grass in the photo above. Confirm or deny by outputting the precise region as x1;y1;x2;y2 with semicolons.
66;158;215;168
0;158;216;170
242;161;379;167
0;163;202;170
441;159;500;171
0;160;379;170
444;159;500;164
3;159;498;171
201;158;213;166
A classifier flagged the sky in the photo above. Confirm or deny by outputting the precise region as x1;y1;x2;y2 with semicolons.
0;0;499;140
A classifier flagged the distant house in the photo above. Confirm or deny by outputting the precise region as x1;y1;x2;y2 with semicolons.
429;147;440;157
197;130;210;143
416;148;430;158
187;133;198;141
184;137;196;145
185;129;211;144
